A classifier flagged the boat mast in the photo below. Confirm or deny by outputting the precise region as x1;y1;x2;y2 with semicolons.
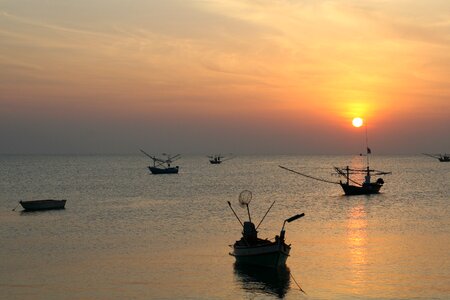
365;119;370;168
246;204;252;223
346;166;350;185
364;119;371;181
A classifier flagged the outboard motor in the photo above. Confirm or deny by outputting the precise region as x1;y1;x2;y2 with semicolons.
376;178;384;185
243;221;258;242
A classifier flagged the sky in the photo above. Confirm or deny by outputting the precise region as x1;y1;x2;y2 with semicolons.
1;0;449;154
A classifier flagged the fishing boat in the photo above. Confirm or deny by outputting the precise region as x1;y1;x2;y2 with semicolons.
19;199;66;211
208;154;235;164
228;190;304;268
335;165;390;195
279;119;390;196
280;154;390;196
140;149;180;174
423;153;450;162
439;155;450;162
208;154;223;164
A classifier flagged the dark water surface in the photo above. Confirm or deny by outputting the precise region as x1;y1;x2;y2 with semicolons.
0;155;449;299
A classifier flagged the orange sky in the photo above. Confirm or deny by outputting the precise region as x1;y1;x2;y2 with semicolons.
0;1;449;154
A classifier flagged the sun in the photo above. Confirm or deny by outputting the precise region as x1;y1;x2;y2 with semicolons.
352;117;363;128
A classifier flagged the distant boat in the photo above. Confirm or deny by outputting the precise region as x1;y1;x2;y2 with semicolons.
439;155;450;162
208;154;235;164
19;199;66;211
140;149;180;174
280;159;391;196
228;191;304;268
209;155;223;164
423;153;450;162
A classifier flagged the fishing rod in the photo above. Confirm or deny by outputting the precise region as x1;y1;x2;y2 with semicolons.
422;153;440;159
227;201;244;227
334;167;363;187
222;155;236;162
139;149;155;159
255;201;275;230
167;154;181;162
279;165;340;185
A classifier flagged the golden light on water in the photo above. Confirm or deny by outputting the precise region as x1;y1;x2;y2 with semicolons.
347;205;368;292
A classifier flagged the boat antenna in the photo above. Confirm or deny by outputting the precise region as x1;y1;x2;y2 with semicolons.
255;201;276;230
365;119;370;167
238;190;252;223
227;201;244;227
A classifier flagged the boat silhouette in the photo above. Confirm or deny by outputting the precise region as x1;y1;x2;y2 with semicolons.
18;199;66;211
280;119;390;195
140;149;180;174
228;190;304;268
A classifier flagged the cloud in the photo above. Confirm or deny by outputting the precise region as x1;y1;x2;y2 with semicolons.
0;0;449;153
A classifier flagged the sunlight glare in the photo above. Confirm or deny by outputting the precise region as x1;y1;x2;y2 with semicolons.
352;117;363;128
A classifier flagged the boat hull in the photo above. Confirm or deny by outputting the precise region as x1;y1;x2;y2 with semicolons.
340;183;381;195
20;199;66;211
148;166;179;174
209;160;221;164
231;242;291;268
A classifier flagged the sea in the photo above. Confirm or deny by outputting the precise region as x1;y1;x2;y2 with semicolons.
0;154;449;300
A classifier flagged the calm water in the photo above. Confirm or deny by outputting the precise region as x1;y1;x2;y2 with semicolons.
0;155;449;299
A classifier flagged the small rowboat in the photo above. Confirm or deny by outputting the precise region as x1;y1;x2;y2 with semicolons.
19;199;66;211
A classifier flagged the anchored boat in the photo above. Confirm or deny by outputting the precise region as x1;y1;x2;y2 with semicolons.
140;149;180;174
335;165;390;195
280;163;390;196
209;154;223;164
228;190;304;268
19;199;66;211
280;118;390;196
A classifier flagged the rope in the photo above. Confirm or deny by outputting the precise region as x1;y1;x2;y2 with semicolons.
290;272;307;294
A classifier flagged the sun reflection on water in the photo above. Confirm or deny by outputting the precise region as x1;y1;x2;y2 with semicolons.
347;204;368;293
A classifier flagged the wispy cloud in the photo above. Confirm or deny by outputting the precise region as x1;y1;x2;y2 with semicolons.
0;1;449;153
